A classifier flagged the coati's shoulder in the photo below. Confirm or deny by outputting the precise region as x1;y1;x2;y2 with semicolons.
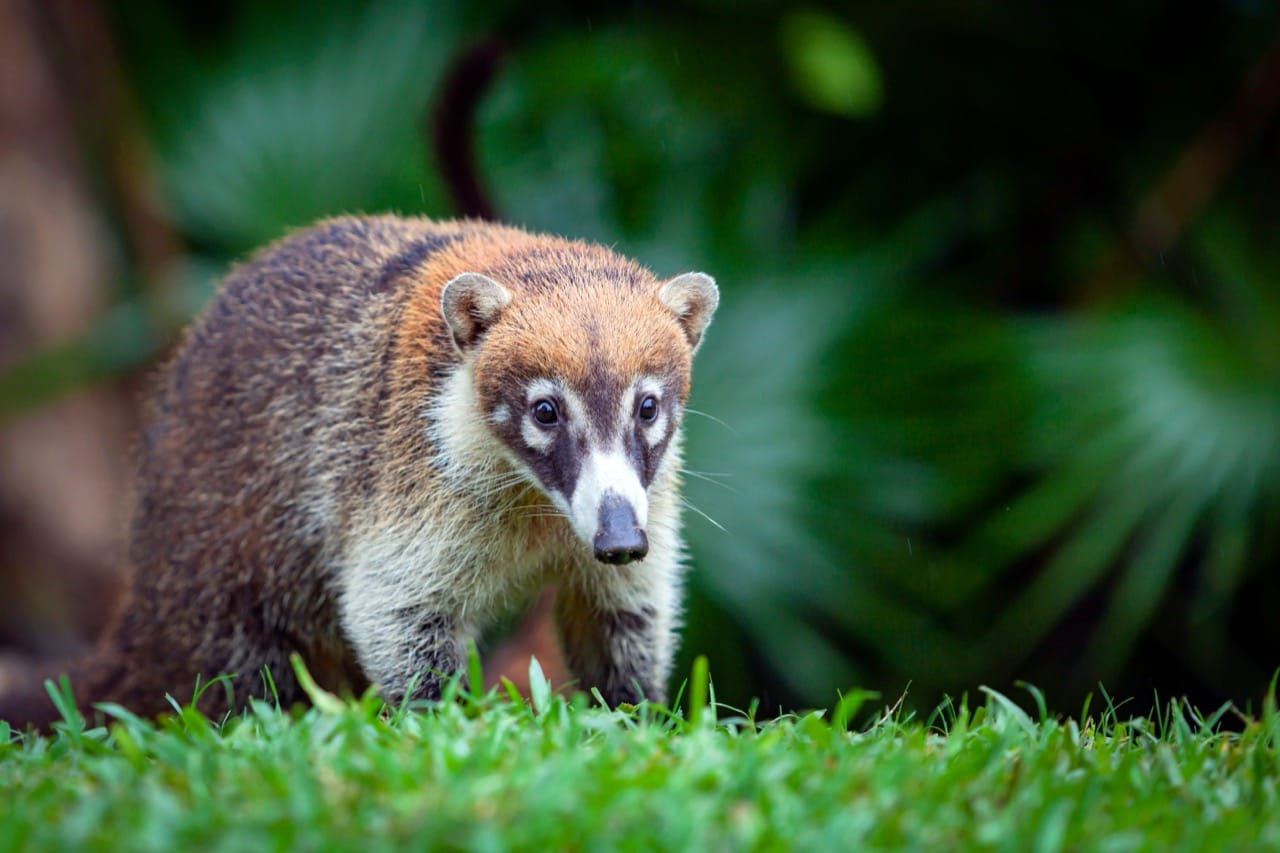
211;213;647;305
160;217;467;385
214;214;641;307
219;214;477;302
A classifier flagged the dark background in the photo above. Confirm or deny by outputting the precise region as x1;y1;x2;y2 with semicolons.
2;0;1278;717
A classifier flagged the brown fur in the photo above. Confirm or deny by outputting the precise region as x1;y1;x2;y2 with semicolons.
0;215;713;729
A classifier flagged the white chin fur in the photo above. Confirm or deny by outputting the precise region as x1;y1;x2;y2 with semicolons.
569;449;648;544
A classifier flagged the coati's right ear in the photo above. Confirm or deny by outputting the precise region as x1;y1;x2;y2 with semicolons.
441;272;512;351
659;272;719;353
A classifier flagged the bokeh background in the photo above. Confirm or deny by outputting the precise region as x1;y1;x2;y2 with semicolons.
2;0;1279;716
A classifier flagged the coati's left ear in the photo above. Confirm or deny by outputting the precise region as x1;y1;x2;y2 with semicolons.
441;272;512;351
658;272;719;353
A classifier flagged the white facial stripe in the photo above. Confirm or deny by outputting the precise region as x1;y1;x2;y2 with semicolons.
491;404;510;424
525;378;561;406
634;375;670;448
569;448;648;544
524;379;588;424
518;378;555;454
521;418;554;454
558;386;588;432
521;378;594;455
635;376;664;398
645;411;669;448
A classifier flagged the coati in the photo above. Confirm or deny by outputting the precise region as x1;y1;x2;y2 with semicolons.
0;215;718;729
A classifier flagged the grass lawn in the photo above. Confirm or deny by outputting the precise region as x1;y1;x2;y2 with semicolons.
1;658;1277;850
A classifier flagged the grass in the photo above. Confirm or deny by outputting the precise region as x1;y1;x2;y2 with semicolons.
1;658;1278;851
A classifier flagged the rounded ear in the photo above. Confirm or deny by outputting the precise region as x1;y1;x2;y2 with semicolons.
441;272;512;351
658;272;719;353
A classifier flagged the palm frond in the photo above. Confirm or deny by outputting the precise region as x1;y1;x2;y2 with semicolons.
155;1;456;251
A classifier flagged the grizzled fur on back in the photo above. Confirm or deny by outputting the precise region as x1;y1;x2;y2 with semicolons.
0;215;718;728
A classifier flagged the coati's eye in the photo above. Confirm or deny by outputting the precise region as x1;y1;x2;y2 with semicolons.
637;395;659;423
531;398;560;426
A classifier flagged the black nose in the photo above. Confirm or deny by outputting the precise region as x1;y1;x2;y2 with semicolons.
594;493;648;565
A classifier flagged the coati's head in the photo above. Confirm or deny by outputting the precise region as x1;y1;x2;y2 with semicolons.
440;245;718;565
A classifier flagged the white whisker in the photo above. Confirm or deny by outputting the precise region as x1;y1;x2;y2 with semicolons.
680;496;726;532
685;408;737;434
683;469;736;492
467;472;537;502
515;511;570;521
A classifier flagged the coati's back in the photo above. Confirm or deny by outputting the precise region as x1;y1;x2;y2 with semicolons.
0;214;718;729
5;217;460;723
119;216;467;710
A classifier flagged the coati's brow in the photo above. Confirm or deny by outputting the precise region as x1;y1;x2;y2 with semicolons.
523;377;562;403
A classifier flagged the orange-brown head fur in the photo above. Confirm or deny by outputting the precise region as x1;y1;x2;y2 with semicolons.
397;226;693;400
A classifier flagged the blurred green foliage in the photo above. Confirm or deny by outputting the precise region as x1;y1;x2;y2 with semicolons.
7;0;1279;712
780;9;883;117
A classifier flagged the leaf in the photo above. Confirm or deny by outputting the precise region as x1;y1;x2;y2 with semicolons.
499;677;523;705
528;657;551;716
687;655;710;729
832;688;879;732
980;686;1037;740
154;1;455;250
466;640;485;702
780;10;883;117
290;653;345;715
45;675;86;739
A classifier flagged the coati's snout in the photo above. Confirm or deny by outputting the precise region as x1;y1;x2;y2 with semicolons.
594;492;649;564
566;448;651;563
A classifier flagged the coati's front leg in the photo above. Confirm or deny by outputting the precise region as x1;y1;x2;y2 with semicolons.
337;560;468;701
341;596;469;703
555;560;680;707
